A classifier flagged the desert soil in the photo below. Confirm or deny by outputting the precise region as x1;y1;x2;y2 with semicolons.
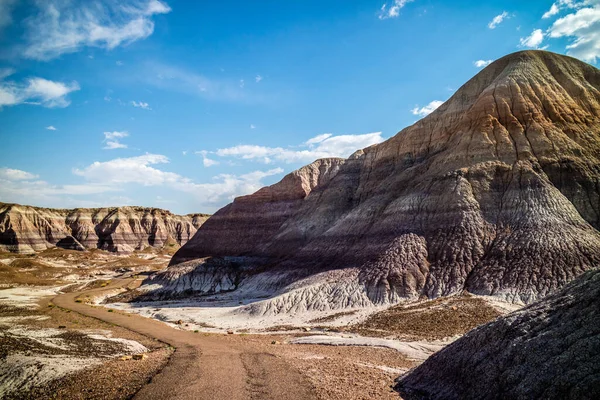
0;249;515;400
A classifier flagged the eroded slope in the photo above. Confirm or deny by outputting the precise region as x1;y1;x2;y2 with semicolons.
162;50;600;308
395;269;600;400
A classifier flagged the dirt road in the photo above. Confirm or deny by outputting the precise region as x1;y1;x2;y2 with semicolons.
52;279;317;400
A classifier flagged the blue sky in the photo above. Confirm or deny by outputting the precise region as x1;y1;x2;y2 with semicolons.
1;0;599;214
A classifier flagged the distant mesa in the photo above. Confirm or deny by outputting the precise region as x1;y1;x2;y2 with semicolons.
146;50;600;311
0;202;210;254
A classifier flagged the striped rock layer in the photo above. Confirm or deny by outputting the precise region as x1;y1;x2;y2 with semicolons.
161;50;600;307
0;202;209;254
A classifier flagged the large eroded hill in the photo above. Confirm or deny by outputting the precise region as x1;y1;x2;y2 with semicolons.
156;50;600;310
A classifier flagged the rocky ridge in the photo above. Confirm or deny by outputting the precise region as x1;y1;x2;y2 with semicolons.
0;202;209;254
150;50;600;310
395;268;600;400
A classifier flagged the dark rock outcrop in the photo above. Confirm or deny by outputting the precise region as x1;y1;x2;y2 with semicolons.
0;202;209;254
395;269;600;400
164;50;600;307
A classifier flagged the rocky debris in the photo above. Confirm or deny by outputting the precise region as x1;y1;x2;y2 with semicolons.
395;269;600;400
0;203;210;254
132;353;147;360
162;51;600;308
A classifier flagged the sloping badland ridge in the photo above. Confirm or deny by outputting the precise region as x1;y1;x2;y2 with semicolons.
164;50;600;305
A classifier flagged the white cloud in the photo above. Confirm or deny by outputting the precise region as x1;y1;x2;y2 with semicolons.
104;141;128;149
519;28;545;48
104;131;129;140
46;125;57;131
196;150;220;167
74;154;177;185
0;155;284;212
103;131;129;149
182;150;188;156
255;75;263;83
379;0;415;19
131;100;151;110
543;3;561;19
116;60;124;66
0;75;80;108
473;59;493;68
72;153;282;208
542;0;587;19
250;124;256;129
0;167;39;181
21;0;171;61
213;132;385;165
411;100;444;117
488;11;509;29
240;79;245;88
548;3;600;62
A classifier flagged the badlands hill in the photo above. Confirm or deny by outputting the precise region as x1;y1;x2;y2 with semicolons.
154;50;600;310
0;202;209;254
396;268;600;399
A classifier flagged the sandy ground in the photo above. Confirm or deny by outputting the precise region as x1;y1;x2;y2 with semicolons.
0;248;524;399
0;249;173;399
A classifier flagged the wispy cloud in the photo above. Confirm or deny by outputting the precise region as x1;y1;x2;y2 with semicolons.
379;0;415;20
0;0;17;31
211;132;385;165
131;100;151;110
196;150;219;167
0;73;80;109
488;11;509;29
103;131;129;149
145;63;252;102
21;0;171;61
473;59;493;68
255;75;263;83
411;100;444;117
46;125;57;131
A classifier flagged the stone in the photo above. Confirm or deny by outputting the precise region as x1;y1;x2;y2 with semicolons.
132;354;147;360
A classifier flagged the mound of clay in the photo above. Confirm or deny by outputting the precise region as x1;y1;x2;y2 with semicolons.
395;269;600;399
155;50;600;309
